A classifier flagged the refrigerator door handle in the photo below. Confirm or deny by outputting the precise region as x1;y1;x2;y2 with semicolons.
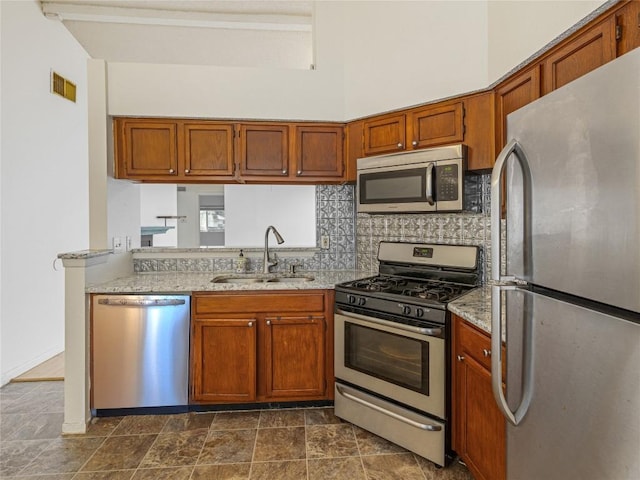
491;285;534;426
490;139;531;282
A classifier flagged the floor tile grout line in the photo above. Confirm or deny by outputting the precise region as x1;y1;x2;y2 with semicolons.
193;411;218;479
352;423;370;480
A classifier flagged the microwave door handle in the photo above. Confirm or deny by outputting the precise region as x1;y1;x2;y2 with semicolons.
425;163;435;205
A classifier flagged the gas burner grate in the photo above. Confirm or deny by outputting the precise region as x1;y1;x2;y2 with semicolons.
350;276;408;292
401;283;465;302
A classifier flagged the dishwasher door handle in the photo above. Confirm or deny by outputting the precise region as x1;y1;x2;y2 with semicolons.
97;298;186;307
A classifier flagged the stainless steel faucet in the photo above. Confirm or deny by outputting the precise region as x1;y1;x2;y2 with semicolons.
263;225;285;273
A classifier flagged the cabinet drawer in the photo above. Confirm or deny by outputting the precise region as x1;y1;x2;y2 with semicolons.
194;292;325;315
458;320;493;370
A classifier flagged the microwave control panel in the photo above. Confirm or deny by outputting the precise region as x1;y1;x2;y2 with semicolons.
435;164;459;201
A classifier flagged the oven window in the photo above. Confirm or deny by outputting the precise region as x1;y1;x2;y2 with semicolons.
360;168;426;204
345;323;429;394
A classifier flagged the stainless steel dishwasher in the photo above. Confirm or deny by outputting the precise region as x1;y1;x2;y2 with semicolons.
91;295;190;410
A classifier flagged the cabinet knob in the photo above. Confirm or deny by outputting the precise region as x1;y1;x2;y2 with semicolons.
169;169;175;174
266;320;271;326
185;169;190;174
397;143;403;149
412;140;418;147
282;169;287;174
457;355;465;362
297;170;302;175
483;349;492;357
248;321;253;327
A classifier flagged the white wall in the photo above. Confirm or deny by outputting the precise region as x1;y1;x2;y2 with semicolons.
0;0;89;384
225;185;316;248
105;1;490;121
139;184;178;247
340;1;489;118
488;0;605;83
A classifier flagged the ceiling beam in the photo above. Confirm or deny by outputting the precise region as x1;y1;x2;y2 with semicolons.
41;2;312;32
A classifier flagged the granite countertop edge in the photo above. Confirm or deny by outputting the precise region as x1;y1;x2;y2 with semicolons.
85;270;371;294
448;286;492;334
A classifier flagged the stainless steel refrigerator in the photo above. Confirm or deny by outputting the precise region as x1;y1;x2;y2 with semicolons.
490;48;640;479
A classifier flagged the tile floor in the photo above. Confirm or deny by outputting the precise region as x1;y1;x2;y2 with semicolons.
0;381;474;479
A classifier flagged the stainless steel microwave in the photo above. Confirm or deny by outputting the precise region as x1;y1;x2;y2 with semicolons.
357;145;467;213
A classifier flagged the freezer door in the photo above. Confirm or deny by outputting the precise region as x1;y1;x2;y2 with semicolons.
504;48;640;313
496;287;640;480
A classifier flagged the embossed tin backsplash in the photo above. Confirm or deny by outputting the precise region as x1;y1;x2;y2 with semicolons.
355;173;493;281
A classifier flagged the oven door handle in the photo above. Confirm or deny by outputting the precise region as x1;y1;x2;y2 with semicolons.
336;309;443;338
336;384;442;431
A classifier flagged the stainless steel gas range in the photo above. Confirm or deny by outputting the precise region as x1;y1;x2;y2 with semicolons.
334;242;480;467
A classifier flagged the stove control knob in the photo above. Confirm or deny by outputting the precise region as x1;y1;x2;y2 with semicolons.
416;308;424;318
347;295;356;304
358;297;367;306
401;305;412;315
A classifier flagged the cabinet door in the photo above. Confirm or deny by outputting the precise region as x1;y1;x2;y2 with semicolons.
263;316;326;399
616;0;640;57
239;123;290;178
452;316;506;480
363;113;406;156
495;66;541;148
191;318;257;403
294;125;344;180
463;92;496;171
183;122;235;178
345;120;364;182
542;17;616;95
114;118;178;179
409;102;464;149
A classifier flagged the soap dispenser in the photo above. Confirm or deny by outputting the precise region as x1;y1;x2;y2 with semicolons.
235;249;247;273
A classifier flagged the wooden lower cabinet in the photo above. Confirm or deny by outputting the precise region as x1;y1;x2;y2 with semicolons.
452;314;506;480
264;316;326;398
191;317;257;403
190;290;333;404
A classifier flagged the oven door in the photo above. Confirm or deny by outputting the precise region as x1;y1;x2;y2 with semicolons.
334;309;445;418
357;162;436;213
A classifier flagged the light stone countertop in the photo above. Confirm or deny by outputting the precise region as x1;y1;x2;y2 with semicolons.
448;286;492;334
85;270;370;294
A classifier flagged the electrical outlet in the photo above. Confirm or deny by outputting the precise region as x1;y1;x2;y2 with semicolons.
321;235;330;249
112;236;124;254
125;236;132;251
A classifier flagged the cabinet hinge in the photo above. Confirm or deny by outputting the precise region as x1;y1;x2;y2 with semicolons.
616;24;623;41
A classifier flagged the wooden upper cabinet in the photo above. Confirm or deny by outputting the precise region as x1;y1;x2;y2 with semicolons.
239;123;290;178
463;92;496;171
183;122;235;178
408;101;464;149
542;17;616;95
495;66;541;148
363;113;406;156
115;118;178;178
264;316;326;398
345;120;364;182
616;0;640;57
294;124;344;180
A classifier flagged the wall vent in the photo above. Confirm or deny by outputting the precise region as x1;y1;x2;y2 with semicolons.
51;71;76;103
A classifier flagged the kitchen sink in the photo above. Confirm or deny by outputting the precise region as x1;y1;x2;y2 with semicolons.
211;274;315;284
